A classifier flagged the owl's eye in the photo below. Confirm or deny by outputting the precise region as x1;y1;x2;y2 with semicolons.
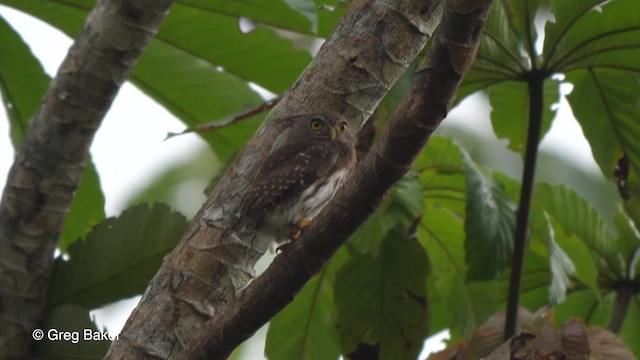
310;118;324;131
339;122;348;133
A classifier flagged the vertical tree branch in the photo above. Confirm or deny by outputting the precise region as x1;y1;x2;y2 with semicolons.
0;0;174;357
504;72;545;340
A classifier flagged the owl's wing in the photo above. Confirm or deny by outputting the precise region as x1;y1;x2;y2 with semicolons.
240;140;340;215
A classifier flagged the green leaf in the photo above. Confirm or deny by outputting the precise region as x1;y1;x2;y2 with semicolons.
419;206;465;282
0;14;49;148
619;297;640;357
542;0;603;67
543;0;640;72
58;159;105;250
566;69;639;179
0;0;313;160
414;136;466;216
612;208;640;279
541;213;577;304
534;182;621;280
45;203;188;310
488;79;560;154
441;275;498;339
348;173;423;254
156;4;312;93
33;304;110;359
282;0;318;33
555;289;609;327
265;249;346;360
500;0;543;61
179;0;314;34
464;160;516;281
550;217;599;295
566;69;640;225
334;227;429;360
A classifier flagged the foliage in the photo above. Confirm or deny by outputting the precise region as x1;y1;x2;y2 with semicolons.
1;0;640;359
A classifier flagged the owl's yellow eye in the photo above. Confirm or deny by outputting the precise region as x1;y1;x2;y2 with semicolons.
338;122;348;133
310;118;324;131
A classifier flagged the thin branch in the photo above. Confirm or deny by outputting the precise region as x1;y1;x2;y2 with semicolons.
165;97;281;139
504;71;545;340
0;0;175;357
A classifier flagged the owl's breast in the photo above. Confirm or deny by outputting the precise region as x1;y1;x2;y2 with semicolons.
260;168;348;242
290;168;348;221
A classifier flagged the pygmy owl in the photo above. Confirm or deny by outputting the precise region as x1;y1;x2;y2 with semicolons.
236;111;357;245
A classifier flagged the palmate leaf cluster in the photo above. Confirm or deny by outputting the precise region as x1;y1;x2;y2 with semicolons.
1;0;639;359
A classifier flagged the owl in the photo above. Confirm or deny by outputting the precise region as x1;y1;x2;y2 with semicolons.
235;111;357;245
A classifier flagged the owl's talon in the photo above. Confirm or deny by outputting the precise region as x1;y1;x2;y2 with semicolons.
276;242;292;253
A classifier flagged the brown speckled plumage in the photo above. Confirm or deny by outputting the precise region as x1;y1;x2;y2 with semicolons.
237;111;357;243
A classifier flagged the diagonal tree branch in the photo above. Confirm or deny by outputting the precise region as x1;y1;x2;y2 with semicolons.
0;0;174;357
189;0;493;357
105;0;447;358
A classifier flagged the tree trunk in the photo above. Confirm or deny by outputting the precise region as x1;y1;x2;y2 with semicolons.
0;1;174;358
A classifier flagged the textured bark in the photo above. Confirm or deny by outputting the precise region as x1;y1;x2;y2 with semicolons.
105;0;445;359
188;0;493;358
0;0;173;358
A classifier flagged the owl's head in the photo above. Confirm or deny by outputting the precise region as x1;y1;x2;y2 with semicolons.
293;111;353;143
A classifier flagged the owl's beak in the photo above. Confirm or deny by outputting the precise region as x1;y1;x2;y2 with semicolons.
329;126;337;141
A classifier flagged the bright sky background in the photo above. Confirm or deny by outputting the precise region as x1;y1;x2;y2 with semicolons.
0;5;601;359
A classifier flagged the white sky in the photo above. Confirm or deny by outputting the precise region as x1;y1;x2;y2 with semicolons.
0;5;600;359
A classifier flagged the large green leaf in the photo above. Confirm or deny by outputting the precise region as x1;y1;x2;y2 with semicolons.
0;14;49;148
488;79;560;154
566;69;640;225
334;227;429;360
419;193;499;339
58;159;106;250
265;249;346;360
45;203;187;310
155;3;312;93
464;159;516;281
543;0;640;72
33;304;110;359
566;70;640;181
0;0;314;160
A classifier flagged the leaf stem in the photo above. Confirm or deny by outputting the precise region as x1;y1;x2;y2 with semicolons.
608;283;633;334
504;72;545;340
